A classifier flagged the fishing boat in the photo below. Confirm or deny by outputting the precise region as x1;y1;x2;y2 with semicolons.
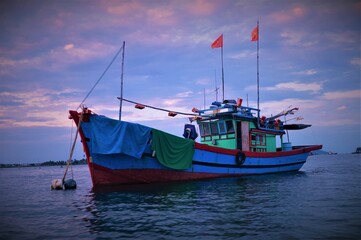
69;99;322;187
67;38;321;187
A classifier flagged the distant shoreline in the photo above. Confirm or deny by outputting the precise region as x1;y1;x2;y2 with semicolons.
0;159;87;168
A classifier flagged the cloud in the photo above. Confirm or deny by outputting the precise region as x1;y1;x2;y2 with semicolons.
163;98;184;107
255;97;359;127
269;6;307;24
291;69;318;76
350;58;361;66
53;42;117;64
280;31;319;47
106;1;179;27
0;56;42;68
0;88;81;128
264;81;323;93
186;0;217;16
146;7;177;26
256;98;323;120
63;43;74;50
316;118;359;127
176;91;194;98
337;105;347;111
324;31;360;45
0;42;117;72
229;50;255;59
195;78;211;85
106;1;143;15
321;90;361;100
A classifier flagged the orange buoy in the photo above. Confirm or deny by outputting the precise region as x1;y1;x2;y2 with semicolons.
135;104;145;109
237;98;243;107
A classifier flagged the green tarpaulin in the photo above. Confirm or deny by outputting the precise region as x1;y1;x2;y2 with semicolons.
151;129;194;170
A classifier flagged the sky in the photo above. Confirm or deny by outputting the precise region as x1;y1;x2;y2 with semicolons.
0;0;360;164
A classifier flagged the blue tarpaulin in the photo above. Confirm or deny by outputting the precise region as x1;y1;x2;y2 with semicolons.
87;115;151;159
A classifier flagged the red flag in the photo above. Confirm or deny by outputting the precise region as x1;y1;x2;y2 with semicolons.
251;26;258;41
211;34;223;48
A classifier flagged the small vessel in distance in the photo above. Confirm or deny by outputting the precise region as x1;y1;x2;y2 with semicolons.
69;98;322;188
352;147;361;154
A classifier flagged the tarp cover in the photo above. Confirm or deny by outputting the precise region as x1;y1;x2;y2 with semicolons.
151;129;194;170
88;115;151;159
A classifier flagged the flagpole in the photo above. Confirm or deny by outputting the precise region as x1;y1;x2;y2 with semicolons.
221;42;225;102
211;34;224;102
256;20;260;124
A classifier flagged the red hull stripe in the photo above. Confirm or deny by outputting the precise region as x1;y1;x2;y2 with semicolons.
192;160;306;169
90;162;236;186
195;142;322;158
194;142;239;155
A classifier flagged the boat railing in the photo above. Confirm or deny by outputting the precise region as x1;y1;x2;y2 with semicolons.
198;103;259;119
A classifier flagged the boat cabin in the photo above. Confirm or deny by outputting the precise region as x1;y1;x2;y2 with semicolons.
191;99;287;153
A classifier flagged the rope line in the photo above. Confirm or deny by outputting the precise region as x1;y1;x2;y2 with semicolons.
118;97;198;116
63;114;83;183
77;45;124;110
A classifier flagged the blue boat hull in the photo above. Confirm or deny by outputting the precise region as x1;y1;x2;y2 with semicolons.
69;110;322;187
86;140;318;186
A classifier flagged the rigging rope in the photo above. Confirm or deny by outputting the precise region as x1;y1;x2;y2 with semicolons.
69;120;74;179
77;45;124;110
118;97;198;116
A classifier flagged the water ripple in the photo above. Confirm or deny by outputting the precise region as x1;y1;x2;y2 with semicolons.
0;155;360;239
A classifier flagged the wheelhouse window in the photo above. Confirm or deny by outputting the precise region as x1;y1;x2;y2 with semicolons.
251;133;266;152
210;122;219;135
251;133;266;146
226;120;234;133
199;123;211;137
218;121;226;134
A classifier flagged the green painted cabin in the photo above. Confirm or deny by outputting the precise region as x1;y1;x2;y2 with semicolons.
196;102;285;153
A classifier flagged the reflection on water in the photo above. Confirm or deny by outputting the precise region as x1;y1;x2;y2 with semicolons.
0;155;360;239
79;173;312;239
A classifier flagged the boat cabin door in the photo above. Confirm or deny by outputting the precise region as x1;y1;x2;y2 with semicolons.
237;121;250;151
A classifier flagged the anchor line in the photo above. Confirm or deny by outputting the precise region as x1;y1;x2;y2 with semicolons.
63;114;83;183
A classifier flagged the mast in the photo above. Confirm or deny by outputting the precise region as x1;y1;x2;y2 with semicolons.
221;43;225;102
119;41;125;120
211;34;224;102
251;20;260;125
256;20;260;122
203;88;206;109
214;69;219;102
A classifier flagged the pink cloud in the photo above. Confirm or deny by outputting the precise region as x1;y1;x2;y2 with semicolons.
350;58;361;66
337;105;347;111
270;5;307;24
264;81;323;93
322;90;361;100
186;0;218;16
106;1;178;26
106;1;143;15
0;89;79;128
146;7;177;26
280;31;319;47
0;41;117;73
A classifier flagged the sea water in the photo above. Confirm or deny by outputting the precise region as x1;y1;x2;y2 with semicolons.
0;154;360;239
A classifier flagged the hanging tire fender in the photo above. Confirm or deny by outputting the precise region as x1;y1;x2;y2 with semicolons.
235;151;246;166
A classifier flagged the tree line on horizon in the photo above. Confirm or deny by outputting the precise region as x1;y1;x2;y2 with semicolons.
0;158;87;168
